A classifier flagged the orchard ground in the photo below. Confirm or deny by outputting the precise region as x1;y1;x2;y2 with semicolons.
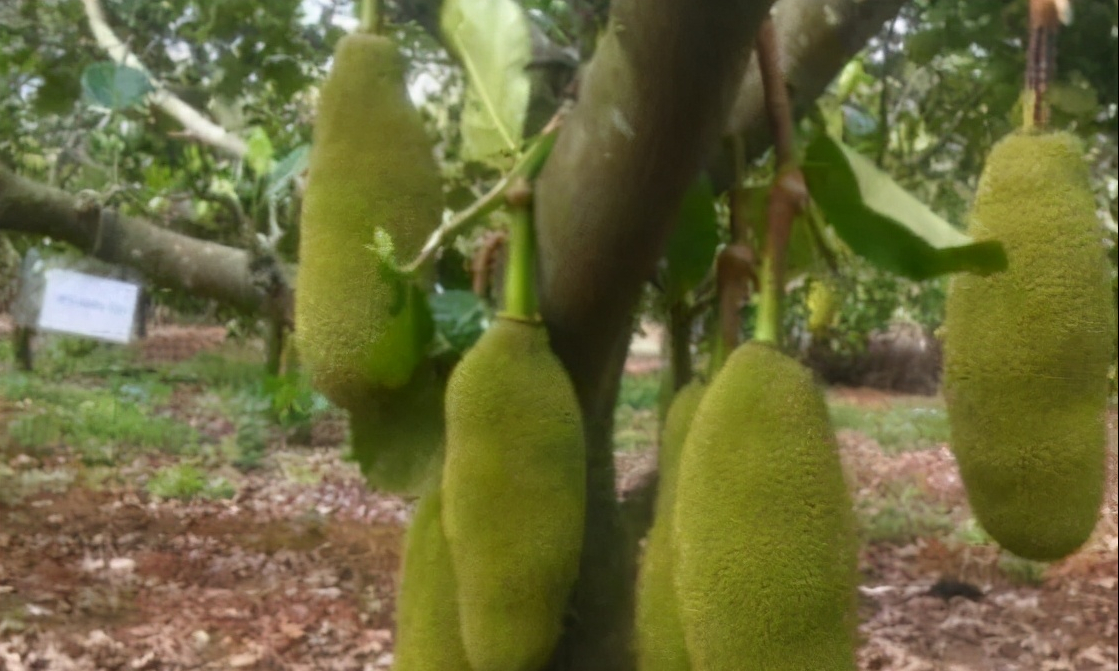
0;323;1115;671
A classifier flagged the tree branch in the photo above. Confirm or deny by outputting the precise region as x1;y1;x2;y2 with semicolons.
532;0;775;667
725;0;910;151
81;0;249;159
0;165;287;321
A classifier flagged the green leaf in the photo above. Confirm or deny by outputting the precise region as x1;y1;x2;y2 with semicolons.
663;174;719;302
740;186;823;281
80;62;153;110
441;0;532;167
266;144;310;200
429;289;490;354
245;126;275;177
802;133;1007;281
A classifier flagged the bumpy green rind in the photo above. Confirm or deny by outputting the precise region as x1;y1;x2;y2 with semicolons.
348;362;445;494
294;31;443;411
441;318;586;671
943;130;1113;561
673;342;859;671
392;487;472;671
635;380;705;671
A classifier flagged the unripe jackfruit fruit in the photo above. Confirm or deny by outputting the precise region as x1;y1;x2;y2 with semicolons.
673;342;859;671
294;30;443;411
943;130;1113;561
392;487;471;671
441;317;586;671
807;279;840;336
348;363;445;494
635;380;705;671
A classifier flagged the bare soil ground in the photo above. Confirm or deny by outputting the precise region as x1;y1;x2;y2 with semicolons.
1;327;1116;670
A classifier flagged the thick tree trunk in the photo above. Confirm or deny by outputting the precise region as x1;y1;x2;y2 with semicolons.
0;166;291;324
533;1;775;667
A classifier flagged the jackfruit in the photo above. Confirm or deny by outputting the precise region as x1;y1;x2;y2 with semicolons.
635;380;705;671
673;342;859;671
294;30;443;411
441;317;586;671
807;278;840;337
392;487;471;671
943;130;1113;561
348;362;445;494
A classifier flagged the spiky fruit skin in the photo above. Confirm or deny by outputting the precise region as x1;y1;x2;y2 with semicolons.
294;31;443;411
392;487;472;671
673;342;859;671
441;318;586;671
635;380;705;671
943;131;1113;561
348;363;445;494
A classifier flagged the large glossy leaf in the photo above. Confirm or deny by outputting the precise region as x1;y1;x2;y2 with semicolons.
802;134;1006;281
266;144;310;200
662;174;719;302
440;0;532;167
80;62;153;110
428;289;491;354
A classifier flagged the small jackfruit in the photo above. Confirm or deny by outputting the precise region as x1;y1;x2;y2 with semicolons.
673;342;859;671
441;317;586;671
392;487;472;671
943;130;1113;561
807;278;841;337
348;362;445;494
294;30;443;411
635;380;705;671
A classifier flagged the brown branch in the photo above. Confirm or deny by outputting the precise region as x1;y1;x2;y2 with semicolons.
725;0;909;150
0;165;289;322
80;0;249;159
533;1;775;665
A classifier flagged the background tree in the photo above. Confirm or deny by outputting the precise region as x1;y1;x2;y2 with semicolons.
1;0;1116;668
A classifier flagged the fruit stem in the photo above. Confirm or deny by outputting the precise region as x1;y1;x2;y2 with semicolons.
1023;0;1067;130
753;17;805;347
359;0;384;35
754;253;782;345
502;178;538;321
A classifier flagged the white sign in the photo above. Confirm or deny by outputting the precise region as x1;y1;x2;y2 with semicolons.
37;269;140;344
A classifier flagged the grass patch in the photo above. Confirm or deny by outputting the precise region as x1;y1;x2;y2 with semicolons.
614;372;662;451
1;373;199;460
829;396;950;453
856;483;956;544
145;462;236;501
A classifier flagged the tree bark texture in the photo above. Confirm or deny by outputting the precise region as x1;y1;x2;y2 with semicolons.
0;166;289;322
533;1;775;667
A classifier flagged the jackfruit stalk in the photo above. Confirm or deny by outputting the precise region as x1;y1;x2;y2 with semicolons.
673;342;859;671
943;130;1113;561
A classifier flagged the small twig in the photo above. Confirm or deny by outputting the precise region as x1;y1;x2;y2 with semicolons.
80;0;248;158
403;119;562;275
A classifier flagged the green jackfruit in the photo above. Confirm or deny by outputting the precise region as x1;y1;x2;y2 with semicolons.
635;380;705;671
348;362;445;494
441;317;586;671
807;279;840;337
673;342;859;671
943;130;1113;561
294;30;443;411
392;487;471;671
